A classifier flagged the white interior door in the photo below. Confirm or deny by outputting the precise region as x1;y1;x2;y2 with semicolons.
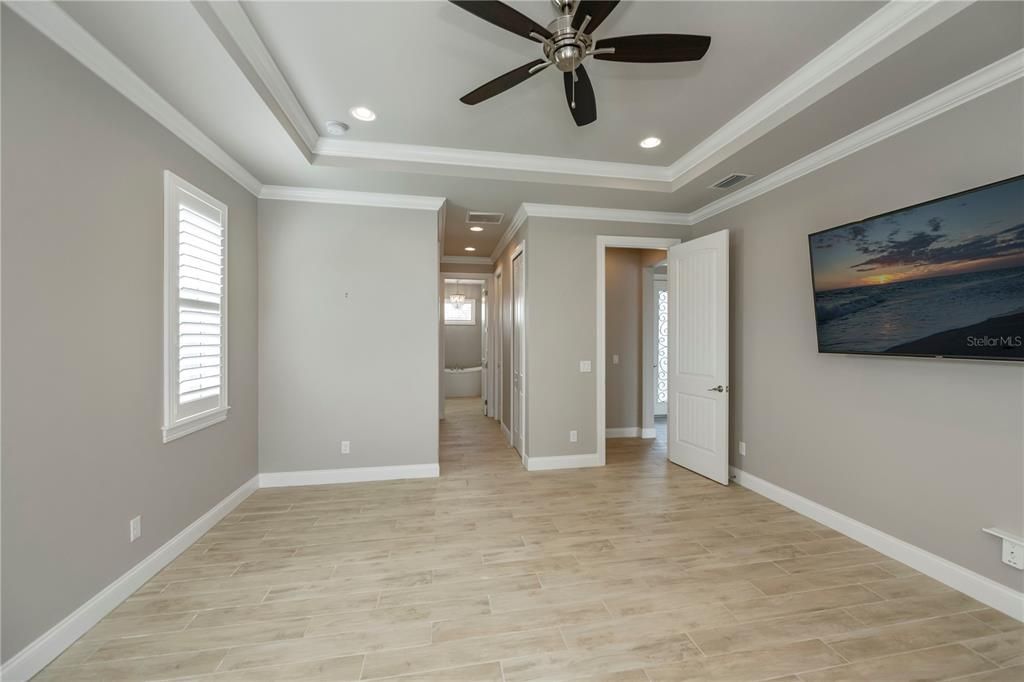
512;252;526;455
667;229;730;485
495;271;503;426
480;287;488;415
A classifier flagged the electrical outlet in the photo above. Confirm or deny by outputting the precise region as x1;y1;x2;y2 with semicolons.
129;516;141;543
612;354;619;365
738;441;747;456
569;430;578;443
1003;539;1024;569
984;528;1024;570
579;360;592;373
341;441;351;455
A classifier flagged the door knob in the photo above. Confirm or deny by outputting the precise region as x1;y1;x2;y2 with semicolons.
707;385;725;393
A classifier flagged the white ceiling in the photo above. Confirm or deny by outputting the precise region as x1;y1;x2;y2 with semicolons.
50;1;1024;256
244;0;880;164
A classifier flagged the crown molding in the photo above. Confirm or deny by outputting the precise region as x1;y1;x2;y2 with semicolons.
193;1;318;160
7;0;263;196
440;256;492;265
689;47;1024;224
314;138;669;191
490;205;530;261
259;185;446;211
522;203;692;226
666;0;972;190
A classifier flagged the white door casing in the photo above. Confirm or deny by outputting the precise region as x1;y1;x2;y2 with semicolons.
512;249;526;456
667;229;730;485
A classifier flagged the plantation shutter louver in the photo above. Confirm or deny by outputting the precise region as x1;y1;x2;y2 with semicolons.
163;172;229;441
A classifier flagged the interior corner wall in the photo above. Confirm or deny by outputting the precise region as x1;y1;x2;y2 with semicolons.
692;83;1024;591
525;220;691;459
1;10;259;661
257;200;440;474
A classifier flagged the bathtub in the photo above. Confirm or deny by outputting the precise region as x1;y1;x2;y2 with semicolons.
445;366;482;398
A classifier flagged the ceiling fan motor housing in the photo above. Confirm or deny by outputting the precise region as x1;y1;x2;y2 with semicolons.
544;14;593;72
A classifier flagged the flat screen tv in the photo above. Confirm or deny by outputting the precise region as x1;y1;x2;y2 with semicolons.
808;175;1024;361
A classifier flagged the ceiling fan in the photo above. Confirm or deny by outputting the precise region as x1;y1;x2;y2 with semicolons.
449;0;711;127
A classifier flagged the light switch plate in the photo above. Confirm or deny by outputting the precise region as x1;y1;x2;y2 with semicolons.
579;360;592;373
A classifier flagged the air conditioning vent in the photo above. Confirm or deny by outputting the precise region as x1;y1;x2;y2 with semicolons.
466;211;504;225
710;173;752;190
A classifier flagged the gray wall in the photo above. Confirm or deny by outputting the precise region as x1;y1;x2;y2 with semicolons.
526;220;688;458
258;200;439;472
605;248;666;429
1;11;259;660
444;282;482;369
693;83;1024;590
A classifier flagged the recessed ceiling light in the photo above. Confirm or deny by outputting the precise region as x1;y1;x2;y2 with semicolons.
639;136;662;149
325;120;349;136
350;106;376;122
464;247;476;252
469;226;484;232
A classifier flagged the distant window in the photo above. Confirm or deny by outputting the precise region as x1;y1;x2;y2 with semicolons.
162;171;229;442
444;299;476;325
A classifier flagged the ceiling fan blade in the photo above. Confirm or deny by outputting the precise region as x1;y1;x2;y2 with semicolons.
563;65;597;127
460;59;549;105
449;1;552;42
572;0;620;33
594;34;711;62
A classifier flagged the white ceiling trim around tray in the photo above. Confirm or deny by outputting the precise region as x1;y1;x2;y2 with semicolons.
441;256;493;265
209;0;971;192
666;0;972;191
689;48;1024;224
7;0;264;196
259;185;446;211
193;0;319;159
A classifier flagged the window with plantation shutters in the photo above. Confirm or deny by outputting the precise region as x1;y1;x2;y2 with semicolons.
163;172;229;442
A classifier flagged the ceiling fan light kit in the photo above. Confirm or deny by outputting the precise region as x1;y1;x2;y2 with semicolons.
450;0;711;127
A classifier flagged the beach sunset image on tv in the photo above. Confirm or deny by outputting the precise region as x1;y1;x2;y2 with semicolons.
809;176;1024;360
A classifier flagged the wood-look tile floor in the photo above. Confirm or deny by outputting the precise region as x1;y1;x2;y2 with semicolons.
36;398;1021;681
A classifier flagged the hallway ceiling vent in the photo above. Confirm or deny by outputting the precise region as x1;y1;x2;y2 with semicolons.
710;173;753;190
466;211;504;225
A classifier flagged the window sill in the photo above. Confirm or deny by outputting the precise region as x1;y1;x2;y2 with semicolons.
162;406;230;443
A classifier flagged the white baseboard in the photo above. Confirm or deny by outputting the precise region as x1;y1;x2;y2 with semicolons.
1;475;259;682
606;427;640;438
526;453;601;471
731;467;1024;622
258;463;440;488
640;427;657;439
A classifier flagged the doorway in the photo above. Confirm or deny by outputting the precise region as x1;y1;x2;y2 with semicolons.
596;232;731;485
441;274;491;418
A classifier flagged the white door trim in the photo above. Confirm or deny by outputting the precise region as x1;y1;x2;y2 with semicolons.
511;241;527;460
494;267;504;431
596;236;680;466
